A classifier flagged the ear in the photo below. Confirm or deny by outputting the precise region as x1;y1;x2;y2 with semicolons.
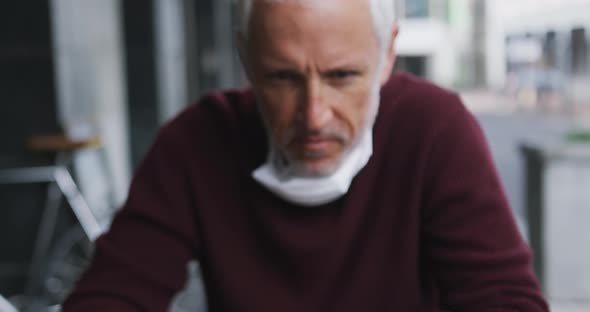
379;24;400;86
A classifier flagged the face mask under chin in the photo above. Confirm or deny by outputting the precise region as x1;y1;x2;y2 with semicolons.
252;127;374;207
270;139;358;180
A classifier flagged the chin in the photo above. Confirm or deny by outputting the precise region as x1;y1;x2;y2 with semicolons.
275;145;349;177
290;157;342;178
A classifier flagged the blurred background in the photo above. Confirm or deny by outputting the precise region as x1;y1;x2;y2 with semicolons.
0;0;589;311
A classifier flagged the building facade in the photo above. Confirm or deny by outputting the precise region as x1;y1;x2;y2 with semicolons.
498;0;590;113
395;0;494;88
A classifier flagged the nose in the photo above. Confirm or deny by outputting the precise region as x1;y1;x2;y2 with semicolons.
300;77;333;131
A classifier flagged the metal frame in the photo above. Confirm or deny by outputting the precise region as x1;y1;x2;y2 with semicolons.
0;165;105;300
0;166;104;241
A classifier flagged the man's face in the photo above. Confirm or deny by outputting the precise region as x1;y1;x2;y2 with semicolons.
243;0;395;176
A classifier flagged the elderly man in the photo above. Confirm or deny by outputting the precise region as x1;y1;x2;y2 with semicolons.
64;0;548;311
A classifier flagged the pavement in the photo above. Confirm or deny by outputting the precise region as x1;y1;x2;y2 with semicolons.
550;301;590;312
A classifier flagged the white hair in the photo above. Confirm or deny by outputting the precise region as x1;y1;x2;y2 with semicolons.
235;0;396;52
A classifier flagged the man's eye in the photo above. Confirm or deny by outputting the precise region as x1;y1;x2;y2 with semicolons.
268;71;299;81
326;70;358;80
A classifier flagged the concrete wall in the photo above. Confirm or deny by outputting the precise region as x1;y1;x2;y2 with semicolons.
485;0;507;89
154;0;191;123
396;19;458;87
50;0;131;206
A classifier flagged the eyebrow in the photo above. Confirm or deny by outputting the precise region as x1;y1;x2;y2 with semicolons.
259;56;370;71
322;63;369;74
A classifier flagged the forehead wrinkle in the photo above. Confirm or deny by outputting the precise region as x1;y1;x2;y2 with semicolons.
248;2;304;52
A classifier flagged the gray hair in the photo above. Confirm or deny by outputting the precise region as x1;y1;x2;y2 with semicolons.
235;0;396;52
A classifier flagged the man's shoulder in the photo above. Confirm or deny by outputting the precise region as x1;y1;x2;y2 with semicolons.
381;72;463;117
176;88;257;126
373;72;475;158
143;87;264;174
378;72;468;132
160;88;260;141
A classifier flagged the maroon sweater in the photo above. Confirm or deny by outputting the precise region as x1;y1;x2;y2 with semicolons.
63;73;548;311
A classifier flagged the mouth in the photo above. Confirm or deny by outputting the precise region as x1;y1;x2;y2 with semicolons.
294;136;339;150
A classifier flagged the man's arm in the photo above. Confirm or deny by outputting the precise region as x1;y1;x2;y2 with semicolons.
421;95;549;311
63;124;199;311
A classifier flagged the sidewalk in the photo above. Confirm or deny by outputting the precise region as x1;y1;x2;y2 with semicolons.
552;301;590;312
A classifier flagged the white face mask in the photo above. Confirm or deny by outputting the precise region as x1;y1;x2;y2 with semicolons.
252;128;373;207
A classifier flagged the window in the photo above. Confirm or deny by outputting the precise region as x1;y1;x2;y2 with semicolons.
405;0;429;18
544;31;557;68
571;28;588;75
395;56;428;78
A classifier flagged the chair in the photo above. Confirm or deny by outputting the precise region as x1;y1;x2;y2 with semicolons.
0;134;113;309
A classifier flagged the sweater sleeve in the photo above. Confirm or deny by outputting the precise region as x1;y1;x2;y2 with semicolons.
421;95;549;311
62;124;199;311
